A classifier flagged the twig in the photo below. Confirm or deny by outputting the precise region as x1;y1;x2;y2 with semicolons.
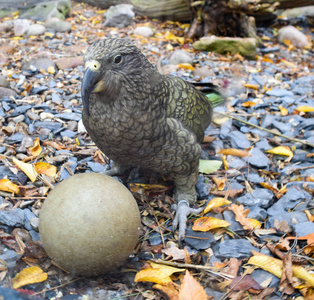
32;278;81;296
216;112;314;148
150;259;234;280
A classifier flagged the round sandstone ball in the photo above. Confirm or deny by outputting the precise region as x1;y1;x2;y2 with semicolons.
39;173;140;276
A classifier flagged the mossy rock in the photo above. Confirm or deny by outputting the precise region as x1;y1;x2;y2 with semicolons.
193;36;257;60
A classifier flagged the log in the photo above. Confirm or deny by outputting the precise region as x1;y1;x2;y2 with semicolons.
187;0;314;40
130;0;192;21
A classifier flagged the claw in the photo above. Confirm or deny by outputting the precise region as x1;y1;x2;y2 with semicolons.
172;200;203;246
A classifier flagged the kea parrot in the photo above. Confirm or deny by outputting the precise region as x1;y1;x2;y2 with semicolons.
81;38;224;244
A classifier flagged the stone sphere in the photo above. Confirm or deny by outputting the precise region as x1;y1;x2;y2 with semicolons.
39;173;140;276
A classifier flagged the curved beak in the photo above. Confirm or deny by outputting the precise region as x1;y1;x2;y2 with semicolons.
81;67;100;115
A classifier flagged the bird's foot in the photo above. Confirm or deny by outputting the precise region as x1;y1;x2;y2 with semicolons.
102;164;128;176
172;200;203;246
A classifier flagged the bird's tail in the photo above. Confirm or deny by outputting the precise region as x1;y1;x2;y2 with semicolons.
192;82;225;107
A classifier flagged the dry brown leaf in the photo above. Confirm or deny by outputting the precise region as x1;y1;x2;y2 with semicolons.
218;148;251;158
229;275;263;291
229;204;254;231
162;247;186;261
178;270;207;300
154;283;179;300
27;137;42;157
0;178;20;194
259;182;287;199
192;216;230;232
279;252;294;295
12;266;47;289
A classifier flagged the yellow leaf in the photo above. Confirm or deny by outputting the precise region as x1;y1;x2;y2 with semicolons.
96;9;107;14
248;252;314;287
296;105;314;113
34;162;57;177
27;137;42;157
204;197;231;214
13;158;38;182
242;101;257;107
248;252;283;278
243;83;259;90
178;63;195;71
134;268;172;285
248;218;262;229
12;266;47;289
279;105;288;116
192;217;230;232
178;270;207;300
0;179;20;194
218;148;251;158
149;262;185;276
266;146;293;157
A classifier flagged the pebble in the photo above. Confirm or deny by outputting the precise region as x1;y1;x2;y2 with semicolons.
45;19;72;32
169;50;193;65
133;26;154;37
26;24;46;36
22;57;56;71
13;19;31;36
277;25;310;48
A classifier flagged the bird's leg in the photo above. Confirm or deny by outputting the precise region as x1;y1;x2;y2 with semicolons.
172;171;203;245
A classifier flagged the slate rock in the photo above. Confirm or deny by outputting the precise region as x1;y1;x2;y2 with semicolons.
247;205;267;221
267;211;308;229
0;208;25;227
196;175;210;199
87;162;105;173
0;250;21;270
228;158;247;169
237;188;274;209
169;49;193;65
237;172;264;183
60;129;76;138
272;120;292;133
260;114;277;128
294;222;314;237
24;209;37;231
223;210;246;234
251;269;280;289
7;133;25;144
34;120;62;131
60;157;77;181
228;131;251;149
248;147;269;168
54;112;81;121
184;228;215;250
266;89;294;97
104;4;135;27
216;239;258;259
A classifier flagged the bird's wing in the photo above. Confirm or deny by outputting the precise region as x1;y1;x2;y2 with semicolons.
162;76;220;143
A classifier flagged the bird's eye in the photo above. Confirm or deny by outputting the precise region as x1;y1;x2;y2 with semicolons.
114;55;122;64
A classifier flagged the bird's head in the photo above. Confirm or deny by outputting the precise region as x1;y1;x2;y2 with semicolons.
81;38;154;115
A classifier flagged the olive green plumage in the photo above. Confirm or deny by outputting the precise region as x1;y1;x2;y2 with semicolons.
81;38;224;243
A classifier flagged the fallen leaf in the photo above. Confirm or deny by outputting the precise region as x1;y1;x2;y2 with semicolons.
243;83;259;90
27;137;42;157
154;283;179;300
178;270;207;300
212;177;226;191
34;162;57;177
149;262;185;277
12;266;47;289
229;275;263;291
229;204;254;231
0;178;20;194
13;158;38;182
178;63;195;70
162;247;186;261
199;160;222;174
248;251;314;287
295;105;314;113
134;268;173;285
204;197;231;214
218;148;251;158
242;101;257;107
192;216;230;232
248;218;262;229
266;146;293;157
